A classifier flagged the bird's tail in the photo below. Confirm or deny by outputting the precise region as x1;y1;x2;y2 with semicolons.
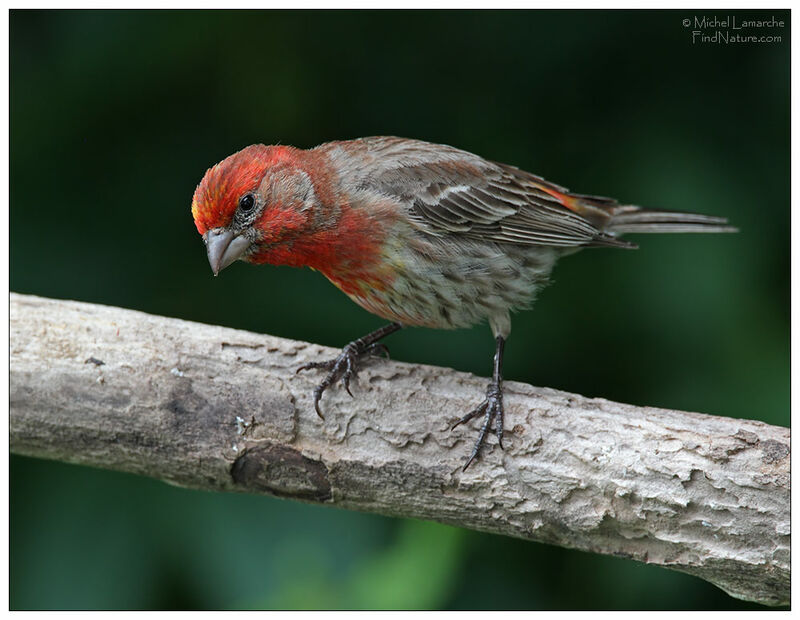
604;205;738;235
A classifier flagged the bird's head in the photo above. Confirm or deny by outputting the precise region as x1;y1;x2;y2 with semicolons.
191;144;326;275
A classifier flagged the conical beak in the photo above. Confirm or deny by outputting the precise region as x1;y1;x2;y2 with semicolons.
204;228;251;275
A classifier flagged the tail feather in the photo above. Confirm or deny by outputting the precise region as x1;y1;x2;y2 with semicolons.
606;206;738;235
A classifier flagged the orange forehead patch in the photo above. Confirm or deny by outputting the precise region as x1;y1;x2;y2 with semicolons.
191;144;282;234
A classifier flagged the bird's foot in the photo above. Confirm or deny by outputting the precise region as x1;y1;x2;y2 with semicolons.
297;340;390;419
451;379;504;471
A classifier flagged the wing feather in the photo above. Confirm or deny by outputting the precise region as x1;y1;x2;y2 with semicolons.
336;137;631;248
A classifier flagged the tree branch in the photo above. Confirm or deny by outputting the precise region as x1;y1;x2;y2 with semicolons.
10;293;789;606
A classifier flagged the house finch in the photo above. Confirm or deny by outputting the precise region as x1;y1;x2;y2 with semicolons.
191;136;735;469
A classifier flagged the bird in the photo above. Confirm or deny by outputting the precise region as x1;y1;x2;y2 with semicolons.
191;136;736;470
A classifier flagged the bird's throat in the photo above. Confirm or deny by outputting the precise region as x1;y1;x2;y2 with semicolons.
249;208;394;296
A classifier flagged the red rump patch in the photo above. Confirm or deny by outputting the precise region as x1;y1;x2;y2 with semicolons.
191;145;295;234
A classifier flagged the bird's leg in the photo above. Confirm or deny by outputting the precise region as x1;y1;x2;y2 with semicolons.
451;336;506;470
297;322;402;418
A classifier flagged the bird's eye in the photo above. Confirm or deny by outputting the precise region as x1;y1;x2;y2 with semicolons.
239;194;256;213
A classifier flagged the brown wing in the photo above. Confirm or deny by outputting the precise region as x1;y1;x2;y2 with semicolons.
349;137;633;249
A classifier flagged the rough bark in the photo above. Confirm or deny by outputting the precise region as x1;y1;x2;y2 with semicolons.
9;293;789;606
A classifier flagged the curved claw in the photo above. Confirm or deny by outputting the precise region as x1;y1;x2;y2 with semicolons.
451;401;487;431
341;372;354;397
462;450;479;472
297;360;330;374
365;342;391;360
312;386;326;420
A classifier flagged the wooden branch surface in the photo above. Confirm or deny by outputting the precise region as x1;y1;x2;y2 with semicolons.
10;293;789;606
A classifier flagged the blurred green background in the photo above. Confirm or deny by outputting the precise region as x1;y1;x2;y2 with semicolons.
10;9;788;611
